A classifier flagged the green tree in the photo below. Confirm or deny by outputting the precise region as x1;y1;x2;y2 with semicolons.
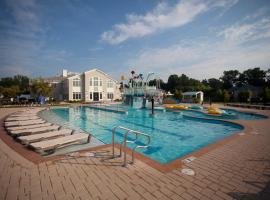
0;75;29;96
13;75;30;93
31;79;52;97
1;86;20;98
238;90;252;103
208;78;223;90
0;77;14;87
241;67;266;87
220;70;240;89
148;79;167;90
174;89;182;100
167;74;179;93
202;78;223;101
223;90;230;103
215;89;224;102
259;87;270;103
0;75;30;94
266;69;270;85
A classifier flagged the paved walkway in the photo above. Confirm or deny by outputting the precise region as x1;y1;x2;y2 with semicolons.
0;107;270;200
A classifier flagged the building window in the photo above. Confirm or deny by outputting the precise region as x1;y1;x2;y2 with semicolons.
72;78;81;87
94;77;99;86
100;79;102;86
73;92;81;100
90;92;92;99
90;78;92;86
107;93;113;99
100;92;102;99
107;80;113;88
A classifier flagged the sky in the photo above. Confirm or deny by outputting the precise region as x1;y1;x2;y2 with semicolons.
0;0;270;81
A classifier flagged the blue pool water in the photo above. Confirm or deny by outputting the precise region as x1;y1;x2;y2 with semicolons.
40;106;244;164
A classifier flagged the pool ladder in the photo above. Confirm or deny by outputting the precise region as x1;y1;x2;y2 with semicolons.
111;126;151;167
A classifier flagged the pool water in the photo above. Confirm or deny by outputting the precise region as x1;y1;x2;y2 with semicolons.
40;106;243;164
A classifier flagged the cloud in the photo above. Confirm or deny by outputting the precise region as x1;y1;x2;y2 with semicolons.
127;17;270;80
219;18;270;44
0;0;45;76
101;0;238;44
5;0;42;34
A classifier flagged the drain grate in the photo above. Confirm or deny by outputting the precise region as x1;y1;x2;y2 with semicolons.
182;156;196;164
181;168;195;176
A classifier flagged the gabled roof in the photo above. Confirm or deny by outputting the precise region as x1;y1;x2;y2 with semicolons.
84;68;118;83
67;74;81;80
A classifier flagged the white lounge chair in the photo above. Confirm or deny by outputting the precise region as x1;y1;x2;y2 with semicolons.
7;123;52;132
5;119;45;127
18;129;73;145
29;133;91;155
10;113;39;117
10;109;43;117
5;116;40;122
9;125;60;137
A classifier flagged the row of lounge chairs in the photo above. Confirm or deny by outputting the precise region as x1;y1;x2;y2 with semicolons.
4;108;91;155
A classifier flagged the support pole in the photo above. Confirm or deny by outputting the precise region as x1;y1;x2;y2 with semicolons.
151;98;154;115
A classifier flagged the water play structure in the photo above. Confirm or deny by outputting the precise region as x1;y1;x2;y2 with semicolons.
121;71;163;110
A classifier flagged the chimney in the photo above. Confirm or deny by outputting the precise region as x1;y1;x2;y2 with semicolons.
62;69;68;77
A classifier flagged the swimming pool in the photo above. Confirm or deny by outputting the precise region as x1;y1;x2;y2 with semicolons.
40;106;243;164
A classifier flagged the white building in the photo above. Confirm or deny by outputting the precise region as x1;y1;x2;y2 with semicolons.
48;69;121;102
182;91;204;103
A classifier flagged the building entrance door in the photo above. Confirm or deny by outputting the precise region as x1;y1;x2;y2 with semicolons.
93;92;99;101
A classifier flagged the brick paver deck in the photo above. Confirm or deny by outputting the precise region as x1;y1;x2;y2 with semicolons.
0;107;270;200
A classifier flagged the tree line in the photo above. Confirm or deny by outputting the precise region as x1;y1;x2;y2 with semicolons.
1;67;270;103
150;67;270;103
0;75;52;100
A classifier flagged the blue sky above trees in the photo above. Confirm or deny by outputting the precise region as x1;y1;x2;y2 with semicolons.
0;0;270;80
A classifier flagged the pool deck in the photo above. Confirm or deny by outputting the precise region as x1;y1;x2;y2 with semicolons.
0;107;270;200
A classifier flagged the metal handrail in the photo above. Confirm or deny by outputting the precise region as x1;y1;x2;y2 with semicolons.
111;126;151;166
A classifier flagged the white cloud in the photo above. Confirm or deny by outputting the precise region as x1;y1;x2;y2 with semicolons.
219;18;270;44
101;0;238;45
127;17;270;80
